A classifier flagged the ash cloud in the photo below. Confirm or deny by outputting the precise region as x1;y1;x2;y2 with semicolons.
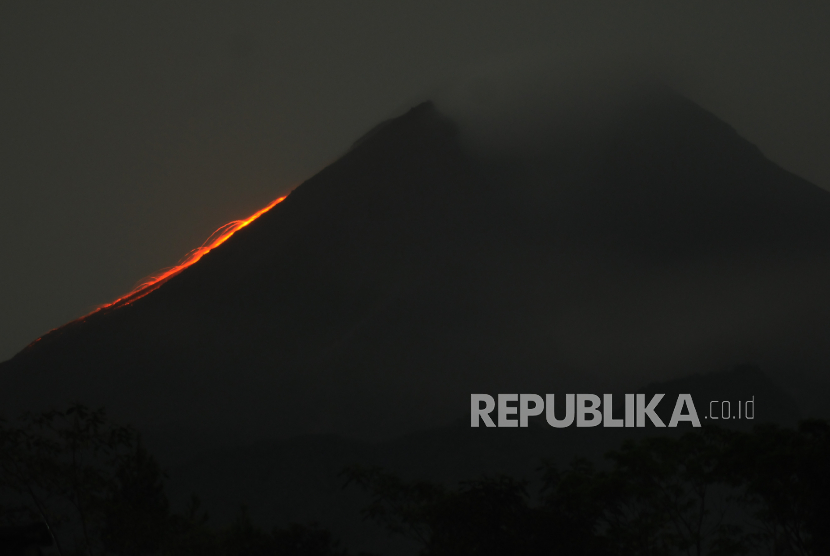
433;50;667;157
431;56;830;403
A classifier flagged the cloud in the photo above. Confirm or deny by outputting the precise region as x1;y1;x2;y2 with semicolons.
433;47;668;157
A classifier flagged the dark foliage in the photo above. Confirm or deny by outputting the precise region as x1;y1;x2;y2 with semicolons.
3;404;828;555
345;423;830;556
0;406;361;556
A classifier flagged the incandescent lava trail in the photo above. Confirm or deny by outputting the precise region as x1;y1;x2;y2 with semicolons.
94;195;288;313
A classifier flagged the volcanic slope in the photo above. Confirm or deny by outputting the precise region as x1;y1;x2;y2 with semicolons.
3;91;830;452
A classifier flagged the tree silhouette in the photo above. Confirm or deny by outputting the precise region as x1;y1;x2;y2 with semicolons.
345;422;830;556
0;404;138;555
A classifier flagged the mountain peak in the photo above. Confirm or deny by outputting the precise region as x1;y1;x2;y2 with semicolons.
3;94;830;454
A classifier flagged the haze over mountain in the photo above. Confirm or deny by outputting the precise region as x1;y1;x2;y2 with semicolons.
2;88;829;455
5;3;830;367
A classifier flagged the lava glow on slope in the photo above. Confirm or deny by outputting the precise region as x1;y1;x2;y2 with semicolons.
93;195;288;313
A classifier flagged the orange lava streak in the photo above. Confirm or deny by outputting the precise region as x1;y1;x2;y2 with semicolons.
95;195;287;313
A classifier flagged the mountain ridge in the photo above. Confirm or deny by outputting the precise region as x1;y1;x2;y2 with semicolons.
3;90;830;455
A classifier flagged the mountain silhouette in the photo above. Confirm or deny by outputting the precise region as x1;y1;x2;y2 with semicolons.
160;365;800;554
636;363;800;428
2;89;830;455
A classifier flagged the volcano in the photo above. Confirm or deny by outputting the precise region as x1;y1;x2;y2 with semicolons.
3;89;830;453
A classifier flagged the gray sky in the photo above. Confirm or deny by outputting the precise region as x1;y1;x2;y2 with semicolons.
2;1;829;362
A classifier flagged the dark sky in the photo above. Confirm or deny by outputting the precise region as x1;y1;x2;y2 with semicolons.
2;1;829;362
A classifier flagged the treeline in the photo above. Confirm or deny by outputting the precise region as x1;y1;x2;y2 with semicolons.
0;405;361;556
345;422;830;556
2;405;829;555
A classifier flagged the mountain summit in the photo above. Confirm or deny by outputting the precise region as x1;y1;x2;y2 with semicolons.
3;91;830;452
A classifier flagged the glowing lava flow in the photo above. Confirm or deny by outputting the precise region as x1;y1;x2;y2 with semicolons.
94;195;288;313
